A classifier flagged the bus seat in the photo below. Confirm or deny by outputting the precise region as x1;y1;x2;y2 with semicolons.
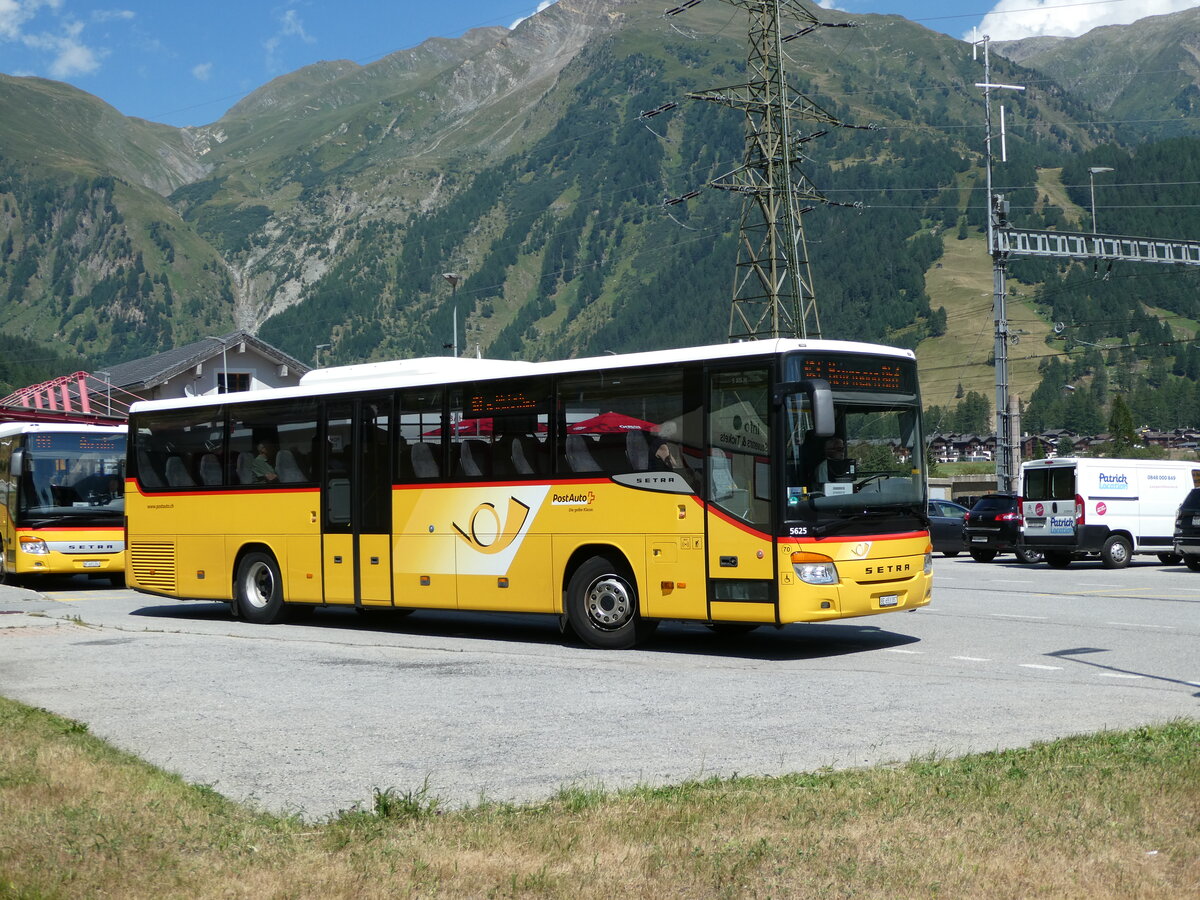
236;452;255;484
566;435;601;473
199;453;222;486
165;457;195;488
458;439;490;478
275;449;306;483
511;436;534;475
709;450;736;499
411;442;439;479
626;430;650;470
137;449;163;489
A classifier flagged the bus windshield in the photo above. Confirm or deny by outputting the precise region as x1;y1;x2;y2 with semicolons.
19;432;126;524
780;353;925;534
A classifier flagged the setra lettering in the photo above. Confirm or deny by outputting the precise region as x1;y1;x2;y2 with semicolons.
865;563;910;575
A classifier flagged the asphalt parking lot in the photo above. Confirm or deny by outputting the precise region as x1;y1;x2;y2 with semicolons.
1;555;1197;819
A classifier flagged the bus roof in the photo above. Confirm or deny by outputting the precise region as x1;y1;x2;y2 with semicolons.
128;338;916;416
0;421;126;439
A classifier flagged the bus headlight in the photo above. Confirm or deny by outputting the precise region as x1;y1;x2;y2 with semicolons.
791;551;839;585
19;537;49;555
924;549;933;575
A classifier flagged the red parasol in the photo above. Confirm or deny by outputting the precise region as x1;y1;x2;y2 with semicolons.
566;411;657;434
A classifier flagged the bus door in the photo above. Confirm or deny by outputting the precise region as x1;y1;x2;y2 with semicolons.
705;367;777;622
321;395;394;607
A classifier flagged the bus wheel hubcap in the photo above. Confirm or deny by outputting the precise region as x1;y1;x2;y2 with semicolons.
245;562;273;608
585;577;633;630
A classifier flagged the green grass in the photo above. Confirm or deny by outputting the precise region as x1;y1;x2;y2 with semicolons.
917;232;1053;410
1;695;1196;898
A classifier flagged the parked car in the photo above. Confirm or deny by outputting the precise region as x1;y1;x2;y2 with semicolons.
927;499;968;556
963;493;1041;563
1173;488;1200;571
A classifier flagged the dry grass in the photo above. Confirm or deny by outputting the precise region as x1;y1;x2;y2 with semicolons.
1;696;1196;899
918;232;1055;411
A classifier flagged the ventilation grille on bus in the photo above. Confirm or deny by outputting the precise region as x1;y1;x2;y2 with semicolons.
130;541;177;592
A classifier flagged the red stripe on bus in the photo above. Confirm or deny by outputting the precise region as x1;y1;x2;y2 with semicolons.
788;530;930;544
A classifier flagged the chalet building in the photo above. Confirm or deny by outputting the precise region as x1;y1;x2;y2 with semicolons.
87;331;309;409
1;331;309;422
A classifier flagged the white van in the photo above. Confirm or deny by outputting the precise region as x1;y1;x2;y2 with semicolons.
1019;457;1200;568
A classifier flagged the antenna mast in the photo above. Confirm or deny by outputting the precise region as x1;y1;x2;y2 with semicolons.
670;0;860;341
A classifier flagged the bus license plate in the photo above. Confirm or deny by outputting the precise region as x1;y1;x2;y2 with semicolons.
81;561;101;568
879;594;899;608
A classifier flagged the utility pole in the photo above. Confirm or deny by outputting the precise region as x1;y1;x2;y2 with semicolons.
974;34;1024;491
667;0;863;341
972;35;1200;488
442;273;460;358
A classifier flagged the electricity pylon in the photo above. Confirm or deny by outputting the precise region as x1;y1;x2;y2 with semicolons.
668;0;860;340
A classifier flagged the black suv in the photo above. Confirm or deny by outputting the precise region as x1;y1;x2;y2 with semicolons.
1173;488;1200;571
963;493;1041;563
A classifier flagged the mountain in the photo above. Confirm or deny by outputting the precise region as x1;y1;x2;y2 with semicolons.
994;7;1200;137
3;0;1200;428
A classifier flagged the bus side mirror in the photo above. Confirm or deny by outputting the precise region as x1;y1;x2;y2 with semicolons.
10;449;23;477
774;379;834;437
806;379;834;437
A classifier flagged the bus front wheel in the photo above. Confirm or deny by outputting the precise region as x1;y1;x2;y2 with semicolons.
235;552;287;624
566;556;656;650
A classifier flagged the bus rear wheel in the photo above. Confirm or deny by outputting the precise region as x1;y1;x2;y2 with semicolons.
566;556;656;650
235;551;287;624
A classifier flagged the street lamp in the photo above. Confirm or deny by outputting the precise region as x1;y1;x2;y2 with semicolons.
1088;166;1114;234
95;371;111;416
205;336;229;394
442;273;459;358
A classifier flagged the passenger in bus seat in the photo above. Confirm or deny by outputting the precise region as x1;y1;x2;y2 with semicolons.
653;422;683;470
251;440;279;483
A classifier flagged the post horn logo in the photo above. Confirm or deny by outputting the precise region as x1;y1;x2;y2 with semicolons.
453;496;532;554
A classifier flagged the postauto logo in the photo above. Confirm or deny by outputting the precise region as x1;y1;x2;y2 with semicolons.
1098;472;1130;490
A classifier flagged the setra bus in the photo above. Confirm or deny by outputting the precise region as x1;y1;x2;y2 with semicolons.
0;422;127;584
124;339;932;648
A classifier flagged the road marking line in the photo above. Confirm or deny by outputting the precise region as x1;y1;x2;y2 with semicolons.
1062;588;1150;595
1020;664;1063;671
886;648;922;654
991;613;1048;620
1105;622;1175;629
952;655;991;661
1099;673;1143;679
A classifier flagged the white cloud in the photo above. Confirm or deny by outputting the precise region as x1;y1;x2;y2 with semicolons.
192;61;212;81
1;1;112;80
972;0;1200;41
264;5;316;72
91;9;134;24
0;0;60;42
23;20;102;77
510;1;557;30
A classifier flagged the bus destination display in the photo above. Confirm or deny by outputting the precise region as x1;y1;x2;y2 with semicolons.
798;355;914;393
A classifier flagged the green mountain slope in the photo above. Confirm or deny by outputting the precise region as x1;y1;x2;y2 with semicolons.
995;6;1200;139
3;0;1200;434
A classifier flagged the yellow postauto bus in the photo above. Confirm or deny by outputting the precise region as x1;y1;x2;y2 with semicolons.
0;422;126;584
124;339;932;648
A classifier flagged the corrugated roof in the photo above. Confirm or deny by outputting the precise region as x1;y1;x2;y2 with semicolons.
96;330;310;390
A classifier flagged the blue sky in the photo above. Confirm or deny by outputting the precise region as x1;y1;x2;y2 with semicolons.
1;1;1197;127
